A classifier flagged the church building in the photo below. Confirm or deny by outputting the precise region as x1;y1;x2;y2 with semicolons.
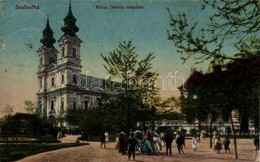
36;2;107;118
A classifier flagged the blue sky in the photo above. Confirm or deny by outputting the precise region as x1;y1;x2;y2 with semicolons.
0;0;216;115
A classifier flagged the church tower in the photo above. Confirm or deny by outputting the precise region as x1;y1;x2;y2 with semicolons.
36;1;101;121
58;1;82;87
37;17;58;116
38;17;58;72
58;1;82;110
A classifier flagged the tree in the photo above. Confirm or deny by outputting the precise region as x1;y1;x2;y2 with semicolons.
168;1;259;159
101;41;159;134
3;104;14;116
167;0;259;65
159;96;181;113
24;100;35;114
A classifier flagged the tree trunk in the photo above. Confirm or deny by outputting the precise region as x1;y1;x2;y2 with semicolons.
209;119;213;148
230;112;238;159
127;97;130;136
142;120;147;133
198;120;201;133
179;119;183;132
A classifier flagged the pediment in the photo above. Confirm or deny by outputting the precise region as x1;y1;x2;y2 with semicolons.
47;63;58;71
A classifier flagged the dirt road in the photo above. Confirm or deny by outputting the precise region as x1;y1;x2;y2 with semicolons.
18;135;258;162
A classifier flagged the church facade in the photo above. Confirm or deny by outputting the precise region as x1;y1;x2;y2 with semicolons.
36;3;105;118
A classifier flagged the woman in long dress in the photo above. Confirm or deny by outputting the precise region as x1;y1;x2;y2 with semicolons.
105;131;109;143
192;135;198;151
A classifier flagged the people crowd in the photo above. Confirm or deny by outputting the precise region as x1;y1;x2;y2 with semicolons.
113;129;189;158
97;129;256;161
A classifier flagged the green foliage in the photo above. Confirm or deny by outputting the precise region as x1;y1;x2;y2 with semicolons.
65;104;128;136
168;2;259;156
0;114;58;142
101;41;159;132
167;0;259;65
24;100;35;114
159;96;181;112
2;104;14;116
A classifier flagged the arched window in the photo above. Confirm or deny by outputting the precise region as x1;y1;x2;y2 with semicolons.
61;74;64;83
51;77;55;87
61;98;64;112
40;79;42;89
73;102;76;110
62;48;65;57
38;100;42;113
50;57;55;64
73;98;77;110
72;47;77;58
51;100;55;111
84;100;89;110
40;57;43;65
73;74;77;83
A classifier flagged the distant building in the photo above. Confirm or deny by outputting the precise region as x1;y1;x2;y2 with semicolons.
177;56;260;135
36;2;111;119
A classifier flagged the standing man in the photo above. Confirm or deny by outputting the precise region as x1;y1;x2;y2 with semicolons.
164;131;174;156
119;133;126;155
128;133;137;161
223;136;230;154
100;133;106;148
176;131;185;154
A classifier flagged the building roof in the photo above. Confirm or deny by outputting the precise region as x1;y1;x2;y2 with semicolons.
179;56;260;91
178;71;204;91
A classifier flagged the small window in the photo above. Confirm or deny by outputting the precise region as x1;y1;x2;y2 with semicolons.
39;100;42;112
62;48;65;57
51;77;55;87
73;100;77;110
40;57;43;65
73;75;77;83
84;100;89;110
40;79;42;89
72;48;76;58
50;57;55;64
61;98;64;112
61;74;64;83
51;100;55;111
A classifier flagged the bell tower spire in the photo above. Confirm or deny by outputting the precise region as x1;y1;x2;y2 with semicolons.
38;16;58;73
40;16;56;47
61;0;79;36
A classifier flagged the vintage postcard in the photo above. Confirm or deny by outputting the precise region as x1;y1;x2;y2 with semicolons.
0;0;258;161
